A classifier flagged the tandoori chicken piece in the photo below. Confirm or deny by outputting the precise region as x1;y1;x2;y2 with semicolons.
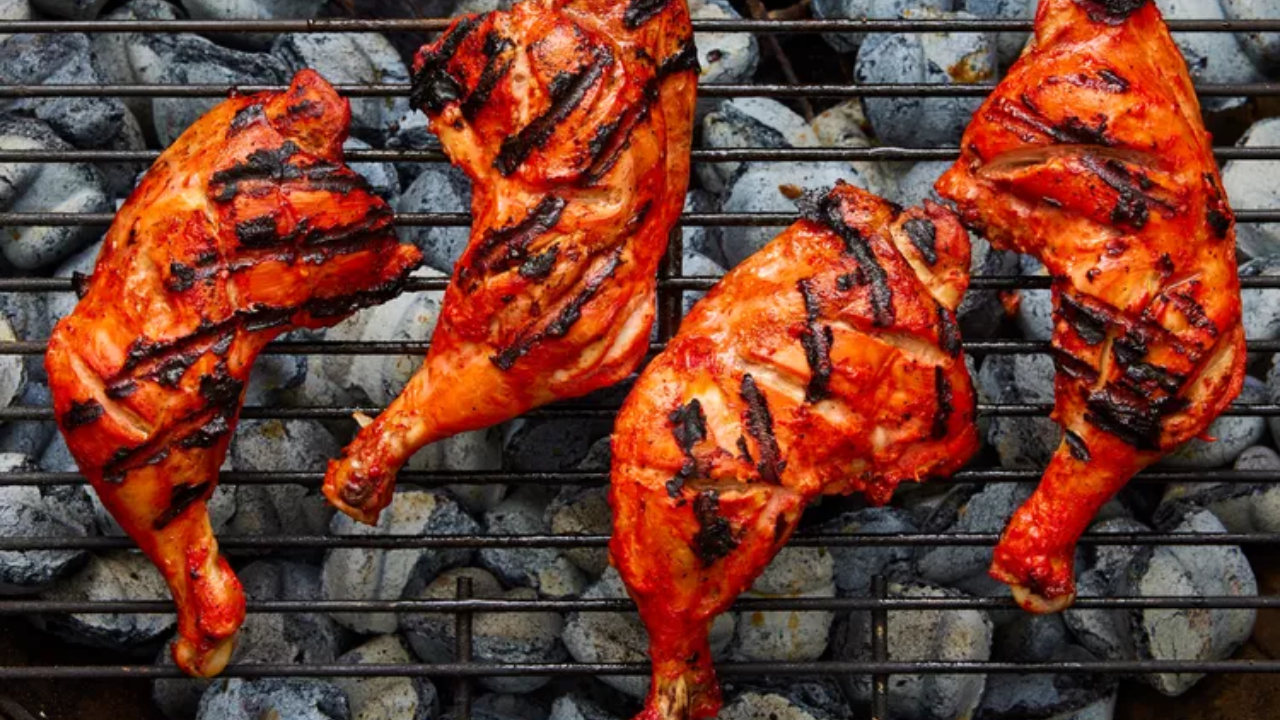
936;0;1246;614
610;183;980;720
323;0;698;525
45;70;422;677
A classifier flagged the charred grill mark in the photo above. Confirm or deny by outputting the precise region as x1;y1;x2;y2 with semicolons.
1080;155;1175;230
63;399;104;430
461;33;514;121
1074;0;1149;24
199;371;244;410
299;209;393;249
518;246;560;281
209;142;301;202
1204;173;1233;239
740;374;784;484
658;39;700;78
736;435;753;464
797;279;834;402
492;250;624;370
148;348;203;388
811;195;895;327
1004;94;1114;147
1053;348;1101;385
228;103;265;136
235;215;282;249
176;412;232;450
938;304;962;358
1168;289;1219;336
625;0;672;28
411;14;483;112
494;47;613;176
932;367;953;440
304;271;416;319
105;379;138;400
472;196;567;276
166;262;196;293
692;490;738;566
1056;69;1131;93
294;162;372;196
1097;69;1131;92
153;481;212;530
1065;429;1092;462
240;306;294;333
583;90;654;185
903;217;938;266
1059;293;1110;346
1085;387;1162;450
668;399;707;495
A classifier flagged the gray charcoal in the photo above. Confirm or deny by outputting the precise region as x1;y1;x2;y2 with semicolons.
1156;445;1280;534
976;646;1117;720
0;316;25;420
143;33;291;146
503;416;614;472
31;550;172;652
721;678;852;720
958;0;1034;68
960;235;1019;338
812;0;955;53
1223;119;1280;258
856;9;995;148
395;167;472;274
818;507;917;597
994;612;1071;663
689;0;759;118
243;343;308;407
480;487;588;598
893;160;950;207
719;692;833;720
0;118;111;270
548;694;618;720
469;694;548;720
88;0;184;136
225;419;336;543
1161;375;1265;468
45;237;101;331
682;251;726;317
562;567;736;700
1016;255;1053;341
916;483;1035;595
1156;0;1264;112
333;635;440;720
452;0;515;14
1224;0;1280;74
1237;255;1280;338
1062;517;1152;663
385;108;439;186
833;580;992;720
0;33;126;148
345;136;400;201
729;547;835;662
153;559;345;720
29;0;104;18
340;269;445;406
274;32;409;144
978;353;1060;469
0;381;53;459
697;98;820;195
184;0;324;50
197;678;350;720
401;567;567;694
323;489;480;634
810;100;894;194
683;189;724;264
0;0;32;34
1264;354;1280;447
547;485;612;578
96;108;148;198
0;453;94;594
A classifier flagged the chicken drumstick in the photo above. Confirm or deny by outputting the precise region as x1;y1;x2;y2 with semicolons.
610;183;980;720
936;0;1246;613
45;70;423;677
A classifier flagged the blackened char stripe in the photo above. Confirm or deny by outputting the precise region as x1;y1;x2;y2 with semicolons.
236;215;280;249
740;374;784;484
176;413;233;450
903;217;938;266
937;303;961;358
228;104;265;136
692;490;738;566
461;33;514;121
1085;387;1162;450
153;481;212;530
625;0;672;28
63;400;104;431
411;14;483;112
583;86;655;185
667;399;707;496
209;142;301;202
1059;292;1110;346
495;47;613;176
932;366;953;440
658;40;700;78
473;195;567;274
813;193;895;327
1065;430;1092;462
1074;0;1149;24
797;279;834;402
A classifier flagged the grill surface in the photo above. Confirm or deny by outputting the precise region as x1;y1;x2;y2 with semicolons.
1;10;1279;720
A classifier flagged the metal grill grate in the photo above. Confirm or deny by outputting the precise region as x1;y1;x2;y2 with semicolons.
1;10;1279;720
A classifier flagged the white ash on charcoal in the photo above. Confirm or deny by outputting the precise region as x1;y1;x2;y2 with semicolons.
401;567;567;694
817;507;918;597
855;9;996;149
1065;509;1257;697
0;33;127;149
1015;258;1054;344
979;613;1119;720
332;634;440;720
718;692;839;720
197;678;350;720
183;0;325;51
562;567;736;701
479;487;588;599
958;0;1035;69
809;100;896;204
395;167;472;274
96;109;149;199
503;414;615;473
1224;0;1280;74
833;579;993;720
978;353;1060;469
274;32;410;146
468;693;548;720
892;160;951;207
0;381;54;459
728;547;836;662
0;316;24;421
547;484;612;579
452;0;516;14
88;0;184;139
152;559;347;720
915;483;1038;599
682;189;725;265
0;453;94;594
0;0;32;35
1154;0;1265;111
29;0;104;18
242;339;309;408
323;489;479;635
720;678;852;720
30;550;173;653
1160;376;1266;468
0;118;111;271
1155;446;1280;534
224;419;337;548
548;694;620;720
344;137;401;201
697;97;820;196
385;108;440;186
812;0;956;54
688;0;759;119
1223;119;1280;259
1236;255;1280;340
1062;516;1152;662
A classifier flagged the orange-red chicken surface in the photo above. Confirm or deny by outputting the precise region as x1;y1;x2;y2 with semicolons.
324;0;698;525
45;70;422;677
610;183;980;720
936;0;1246;613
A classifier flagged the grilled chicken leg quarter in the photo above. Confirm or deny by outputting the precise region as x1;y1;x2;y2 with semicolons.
45;70;423;677
936;0;1246;613
610;183;980;720
323;0;698;524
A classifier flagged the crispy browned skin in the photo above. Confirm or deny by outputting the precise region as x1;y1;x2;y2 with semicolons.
610;183;980;720
935;0;1246;614
323;0;698;525
45;70;422;678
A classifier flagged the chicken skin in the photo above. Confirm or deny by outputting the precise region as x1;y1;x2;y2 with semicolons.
936;0;1246;613
323;0;698;525
610;183;980;720
45;70;422;677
